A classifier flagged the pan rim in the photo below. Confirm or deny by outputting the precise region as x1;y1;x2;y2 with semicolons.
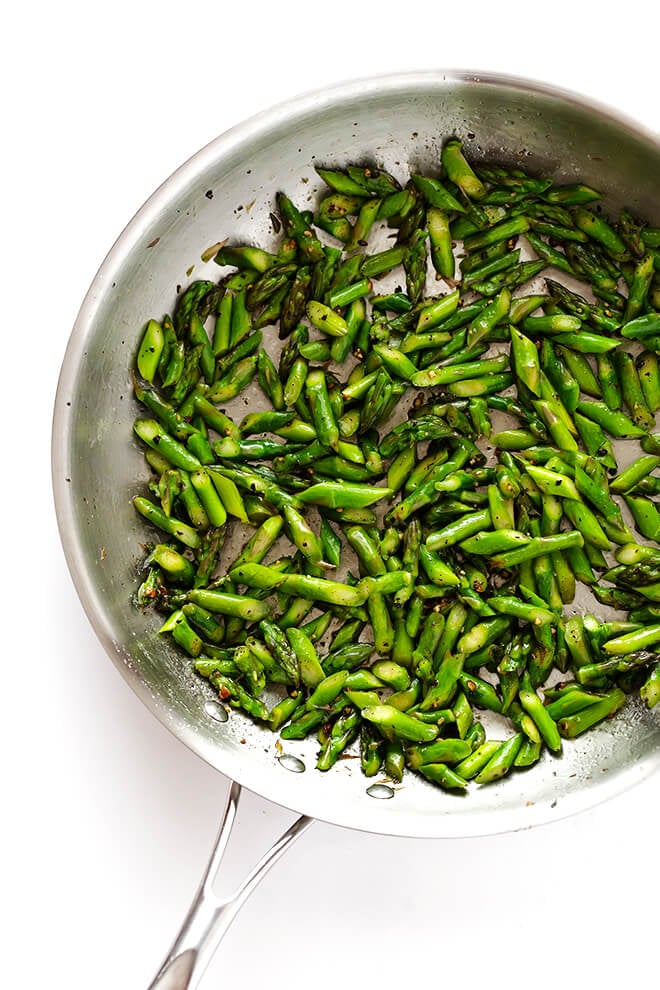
52;68;660;839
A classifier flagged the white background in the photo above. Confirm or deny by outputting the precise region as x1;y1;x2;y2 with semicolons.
4;3;659;988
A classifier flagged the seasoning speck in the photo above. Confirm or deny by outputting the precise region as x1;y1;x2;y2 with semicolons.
201;239;228;263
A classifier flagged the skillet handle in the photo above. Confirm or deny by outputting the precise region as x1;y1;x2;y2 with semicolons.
147;780;313;990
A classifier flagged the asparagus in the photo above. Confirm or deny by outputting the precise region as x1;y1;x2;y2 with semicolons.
129;137;660;797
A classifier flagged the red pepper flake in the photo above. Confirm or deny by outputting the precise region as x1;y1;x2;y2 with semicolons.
219;686;232;701
146;237;160;249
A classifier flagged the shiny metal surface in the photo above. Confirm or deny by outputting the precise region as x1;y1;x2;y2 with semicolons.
148;783;312;990
53;70;660;840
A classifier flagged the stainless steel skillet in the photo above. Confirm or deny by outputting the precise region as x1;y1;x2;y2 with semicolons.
52;70;660;990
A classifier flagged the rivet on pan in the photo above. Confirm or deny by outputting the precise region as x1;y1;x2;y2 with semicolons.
278;754;305;773
204;700;229;723
366;783;394;800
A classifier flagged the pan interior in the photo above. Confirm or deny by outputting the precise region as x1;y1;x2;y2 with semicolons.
53;71;660;838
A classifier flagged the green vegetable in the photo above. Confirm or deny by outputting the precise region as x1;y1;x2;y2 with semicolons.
130;138;660;797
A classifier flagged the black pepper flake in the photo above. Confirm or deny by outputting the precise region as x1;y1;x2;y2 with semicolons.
205;189;214;199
